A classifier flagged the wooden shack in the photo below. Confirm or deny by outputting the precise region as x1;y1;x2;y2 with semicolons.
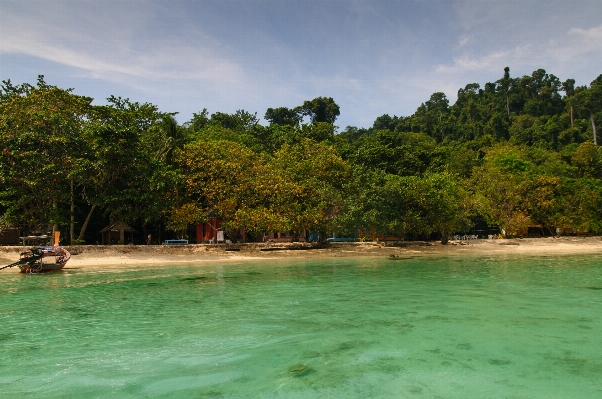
101;221;136;244
0;228;21;245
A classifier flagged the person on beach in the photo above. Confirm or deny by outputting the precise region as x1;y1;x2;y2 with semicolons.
147;234;151;245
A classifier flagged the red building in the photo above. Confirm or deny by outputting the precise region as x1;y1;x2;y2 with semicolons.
195;219;310;243
195;218;223;242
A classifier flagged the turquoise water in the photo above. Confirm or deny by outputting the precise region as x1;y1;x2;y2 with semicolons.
1;255;601;398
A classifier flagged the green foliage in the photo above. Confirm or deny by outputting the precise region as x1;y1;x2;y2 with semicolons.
337;167;471;241
555;177;602;233
3;68;602;242
171;138;348;240
350;130;436;176
296;97;340;124
271;139;349;238
171;140;269;230
572;141;602;178
82;97;168;226
0;76;92;230
264;107;300;126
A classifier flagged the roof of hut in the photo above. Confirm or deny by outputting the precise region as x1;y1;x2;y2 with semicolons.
100;221;136;233
31;224;53;235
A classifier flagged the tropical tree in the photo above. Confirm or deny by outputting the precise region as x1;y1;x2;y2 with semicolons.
573;75;602;145
420;173;473;243
498;66;512;118
76;97;166;242
264;107;301;126
170;139;287;237
412;92;450;141
296;97;340;124
554;177;602;234
571;141;602;178
271;139;349;241
562;78;576;127
0;76;91;242
470;145;534;235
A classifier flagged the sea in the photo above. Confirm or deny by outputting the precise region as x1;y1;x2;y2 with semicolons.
1;254;601;398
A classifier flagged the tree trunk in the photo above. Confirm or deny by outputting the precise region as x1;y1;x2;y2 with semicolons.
70;178;74;245
318;230;328;243
591;114;597;145
506;93;510;118
53;200;58;241
570;106;574;128
440;232;449;245
78;204;96;241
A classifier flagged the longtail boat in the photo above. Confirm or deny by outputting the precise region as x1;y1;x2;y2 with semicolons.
1;246;71;274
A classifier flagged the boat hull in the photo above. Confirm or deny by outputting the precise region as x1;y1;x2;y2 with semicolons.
19;262;67;273
16;247;71;274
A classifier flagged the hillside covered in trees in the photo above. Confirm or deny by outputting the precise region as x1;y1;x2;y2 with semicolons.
1;68;602;244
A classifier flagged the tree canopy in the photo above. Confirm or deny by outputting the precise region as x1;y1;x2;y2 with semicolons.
2;69;602;244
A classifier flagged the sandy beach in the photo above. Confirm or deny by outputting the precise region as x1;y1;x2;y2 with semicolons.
1;236;601;271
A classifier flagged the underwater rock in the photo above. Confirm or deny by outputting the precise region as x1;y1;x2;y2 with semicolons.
489;358;512;365
338;342;355;351
407;385;423;394
288;363;312;377
179;276;207;282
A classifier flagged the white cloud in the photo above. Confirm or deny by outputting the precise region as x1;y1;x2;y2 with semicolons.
436;22;602;76
2;0;601;128
435;50;512;73
458;34;473;47
0;2;250;97
569;24;602;40
560;24;602;59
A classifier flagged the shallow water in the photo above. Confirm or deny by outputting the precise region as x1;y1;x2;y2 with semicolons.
1;254;601;398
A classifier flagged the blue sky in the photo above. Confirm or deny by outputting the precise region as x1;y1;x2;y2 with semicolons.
1;0;601;129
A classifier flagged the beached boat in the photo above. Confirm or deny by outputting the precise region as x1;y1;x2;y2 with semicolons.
1;246;71;273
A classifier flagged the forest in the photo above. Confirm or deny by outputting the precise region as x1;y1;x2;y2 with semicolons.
1;67;602;244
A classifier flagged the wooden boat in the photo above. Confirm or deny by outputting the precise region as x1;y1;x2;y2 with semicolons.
1;246;71;274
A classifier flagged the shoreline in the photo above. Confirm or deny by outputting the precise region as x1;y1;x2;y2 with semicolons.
1;237;601;271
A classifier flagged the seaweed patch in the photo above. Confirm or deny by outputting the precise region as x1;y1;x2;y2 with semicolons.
289;363;312;377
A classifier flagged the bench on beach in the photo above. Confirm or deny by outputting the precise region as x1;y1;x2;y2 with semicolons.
163;239;189;245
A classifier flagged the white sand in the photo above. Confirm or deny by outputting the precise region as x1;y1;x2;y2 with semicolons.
1;237;601;272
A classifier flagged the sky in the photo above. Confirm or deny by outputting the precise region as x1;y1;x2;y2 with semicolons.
1;0;601;129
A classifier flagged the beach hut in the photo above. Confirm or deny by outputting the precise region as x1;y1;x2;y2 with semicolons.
16;224;53;246
0;228;21;245
195;218;223;243
101;221;136;245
